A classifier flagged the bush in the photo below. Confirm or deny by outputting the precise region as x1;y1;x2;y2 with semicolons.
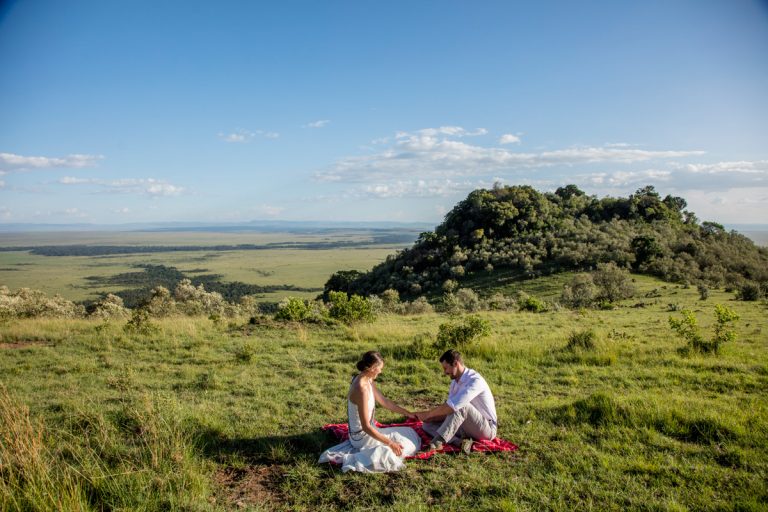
173;279;228;316
88;294;130;320
519;296;547;313
485;292;516;311
737;282;761;301
455;288;482;312
0;287;84;319
402;296;434;315
434;315;491;352
669;304;739;354
593;262;636;302
560;273;597;308
567;329;597;350
327;291;375;325
146;286;176;317
123;308;160;336
275;297;312;322
697;283;709;300
380;289;401;313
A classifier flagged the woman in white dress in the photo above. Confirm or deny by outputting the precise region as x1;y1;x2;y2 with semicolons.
318;351;422;472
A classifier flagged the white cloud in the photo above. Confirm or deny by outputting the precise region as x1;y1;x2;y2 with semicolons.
57;176;185;196
396;126;487;138
219;129;279;142
59;176;95;185
257;204;285;217
61;207;88;218
356;179;474;199
0;207;10;219
0;180;5;189
255;130;280;139
314;127;705;183
110;178;184;197
305;120;330;128
573;160;768;192
499;134;521;145
219;131;252;143
112;207;131;214
0;152;102;171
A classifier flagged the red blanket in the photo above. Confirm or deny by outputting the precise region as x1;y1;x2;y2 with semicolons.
322;420;517;460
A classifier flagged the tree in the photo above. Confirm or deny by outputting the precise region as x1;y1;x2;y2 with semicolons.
322;270;364;301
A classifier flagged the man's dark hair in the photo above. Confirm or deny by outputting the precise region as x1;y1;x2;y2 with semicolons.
439;349;462;365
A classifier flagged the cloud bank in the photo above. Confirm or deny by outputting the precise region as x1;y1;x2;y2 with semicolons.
0;152;103;171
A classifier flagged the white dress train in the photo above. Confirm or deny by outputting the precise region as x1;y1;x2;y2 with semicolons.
318;383;421;473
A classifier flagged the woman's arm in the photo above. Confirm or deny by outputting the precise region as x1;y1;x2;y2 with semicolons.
415;403;453;422
372;383;414;417
356;383;404;456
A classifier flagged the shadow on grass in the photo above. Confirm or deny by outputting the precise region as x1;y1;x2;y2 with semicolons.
195;424;333;464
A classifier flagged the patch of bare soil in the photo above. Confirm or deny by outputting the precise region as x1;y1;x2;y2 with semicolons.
213;465;285;509
0;340;53;350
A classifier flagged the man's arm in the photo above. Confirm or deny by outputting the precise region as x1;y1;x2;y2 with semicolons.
415;403;453;422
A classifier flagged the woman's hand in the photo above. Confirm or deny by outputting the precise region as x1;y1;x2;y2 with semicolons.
388;440;404;457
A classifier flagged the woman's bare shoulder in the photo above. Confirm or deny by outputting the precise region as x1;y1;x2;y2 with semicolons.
348;376;365;401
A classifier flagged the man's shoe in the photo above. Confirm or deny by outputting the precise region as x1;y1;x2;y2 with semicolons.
461;438;474;455
426;439;444;452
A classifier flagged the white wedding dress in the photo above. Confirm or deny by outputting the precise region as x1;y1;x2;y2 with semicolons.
318;382;421;472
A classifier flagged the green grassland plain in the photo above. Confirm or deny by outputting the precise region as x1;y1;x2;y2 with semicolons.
0;231;407;303
1;264;767;509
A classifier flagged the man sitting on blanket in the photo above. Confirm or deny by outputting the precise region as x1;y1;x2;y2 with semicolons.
414;349;498;454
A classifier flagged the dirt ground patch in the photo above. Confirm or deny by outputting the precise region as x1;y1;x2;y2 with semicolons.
213;464;285;509
0;340;53;350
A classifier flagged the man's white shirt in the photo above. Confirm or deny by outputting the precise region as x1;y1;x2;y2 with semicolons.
445;368;497;425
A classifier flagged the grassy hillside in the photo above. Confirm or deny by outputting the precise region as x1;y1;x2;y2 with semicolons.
1;276;766;511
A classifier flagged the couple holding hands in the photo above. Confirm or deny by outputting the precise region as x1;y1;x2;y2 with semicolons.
319;349;498;473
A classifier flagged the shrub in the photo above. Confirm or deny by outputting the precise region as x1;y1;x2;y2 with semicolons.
404;333;437;359
560;273;597;308
88;294;130;320
123;308;160;336
593;262;636;302
697;283;709;300
519;295;547;313
737;282;761;301
455;288;482;312
173;279;228;316
380;288;401;312
485;292;516;311
146;286;176;317
237;295;261;317
442;279;459;294
0;287;84;319
434;315;491;352
669;304;739;354
402;296;434;315
327;291;375;325
567;329;597;350
275;296;312;322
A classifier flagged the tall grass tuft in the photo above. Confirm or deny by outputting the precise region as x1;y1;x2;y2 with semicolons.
0;387;89;510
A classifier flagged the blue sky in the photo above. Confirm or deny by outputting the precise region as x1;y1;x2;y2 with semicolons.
1;0;767;225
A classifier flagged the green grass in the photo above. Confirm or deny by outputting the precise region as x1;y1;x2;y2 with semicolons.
1;279;767;511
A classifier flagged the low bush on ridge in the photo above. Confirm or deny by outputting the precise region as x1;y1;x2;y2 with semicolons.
669;304;740;354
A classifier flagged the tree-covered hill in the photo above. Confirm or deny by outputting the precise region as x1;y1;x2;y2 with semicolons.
328;184;768;298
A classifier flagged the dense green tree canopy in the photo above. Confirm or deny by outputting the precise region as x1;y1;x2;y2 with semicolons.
327;185;768;298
